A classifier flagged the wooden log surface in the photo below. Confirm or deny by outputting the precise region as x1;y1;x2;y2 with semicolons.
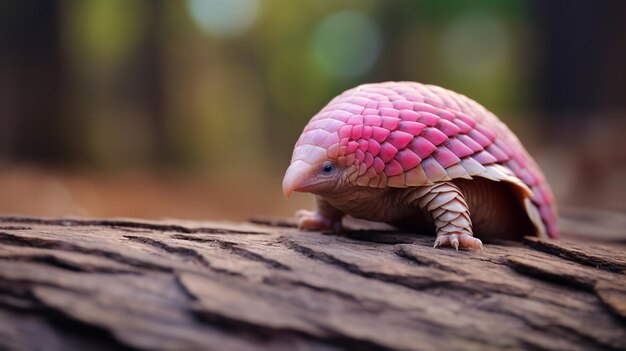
0;211;625;351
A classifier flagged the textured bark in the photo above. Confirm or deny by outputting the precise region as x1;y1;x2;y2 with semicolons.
0;212;624;351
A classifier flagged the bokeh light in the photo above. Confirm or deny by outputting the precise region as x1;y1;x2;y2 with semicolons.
65;0;145;64
439;11;510;79
311;11;382;79
186;0;260;39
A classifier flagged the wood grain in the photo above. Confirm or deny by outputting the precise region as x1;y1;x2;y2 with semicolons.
0;213;624;351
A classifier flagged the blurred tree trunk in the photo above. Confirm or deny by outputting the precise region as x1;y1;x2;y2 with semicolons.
0;2;68;164
531;0;626;134
136;0;173;166
531;0;626;208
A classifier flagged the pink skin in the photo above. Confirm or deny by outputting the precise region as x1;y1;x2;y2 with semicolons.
283;81;558;250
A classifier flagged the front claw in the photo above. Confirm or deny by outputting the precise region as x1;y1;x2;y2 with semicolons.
434;233;483;251
295;210;342;232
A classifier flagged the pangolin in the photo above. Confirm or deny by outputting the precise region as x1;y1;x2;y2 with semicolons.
282;81;558;250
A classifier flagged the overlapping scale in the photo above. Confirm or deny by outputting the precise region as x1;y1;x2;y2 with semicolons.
295;81;558;238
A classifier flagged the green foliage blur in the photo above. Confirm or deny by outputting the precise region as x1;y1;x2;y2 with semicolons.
1;0;625;218
2;0;536;171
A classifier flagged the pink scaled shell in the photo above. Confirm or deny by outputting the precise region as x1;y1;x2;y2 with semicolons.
295;82;558;238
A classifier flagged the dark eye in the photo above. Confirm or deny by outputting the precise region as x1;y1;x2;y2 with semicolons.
321;162;334;175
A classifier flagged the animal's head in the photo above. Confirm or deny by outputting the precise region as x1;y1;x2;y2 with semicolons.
282;116;359;198
283;82;452;198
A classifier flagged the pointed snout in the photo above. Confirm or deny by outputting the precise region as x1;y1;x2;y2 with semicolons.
282;160;315;199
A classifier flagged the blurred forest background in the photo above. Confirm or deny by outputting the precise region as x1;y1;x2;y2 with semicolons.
0;0;625;221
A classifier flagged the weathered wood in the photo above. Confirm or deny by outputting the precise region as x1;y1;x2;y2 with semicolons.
0;213;625;351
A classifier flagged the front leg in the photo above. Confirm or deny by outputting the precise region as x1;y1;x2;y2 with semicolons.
409;182;483;250
296;196;345;232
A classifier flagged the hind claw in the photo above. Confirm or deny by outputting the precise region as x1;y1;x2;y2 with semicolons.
433;235;450;248
450;234;460;251
433;233;482;251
